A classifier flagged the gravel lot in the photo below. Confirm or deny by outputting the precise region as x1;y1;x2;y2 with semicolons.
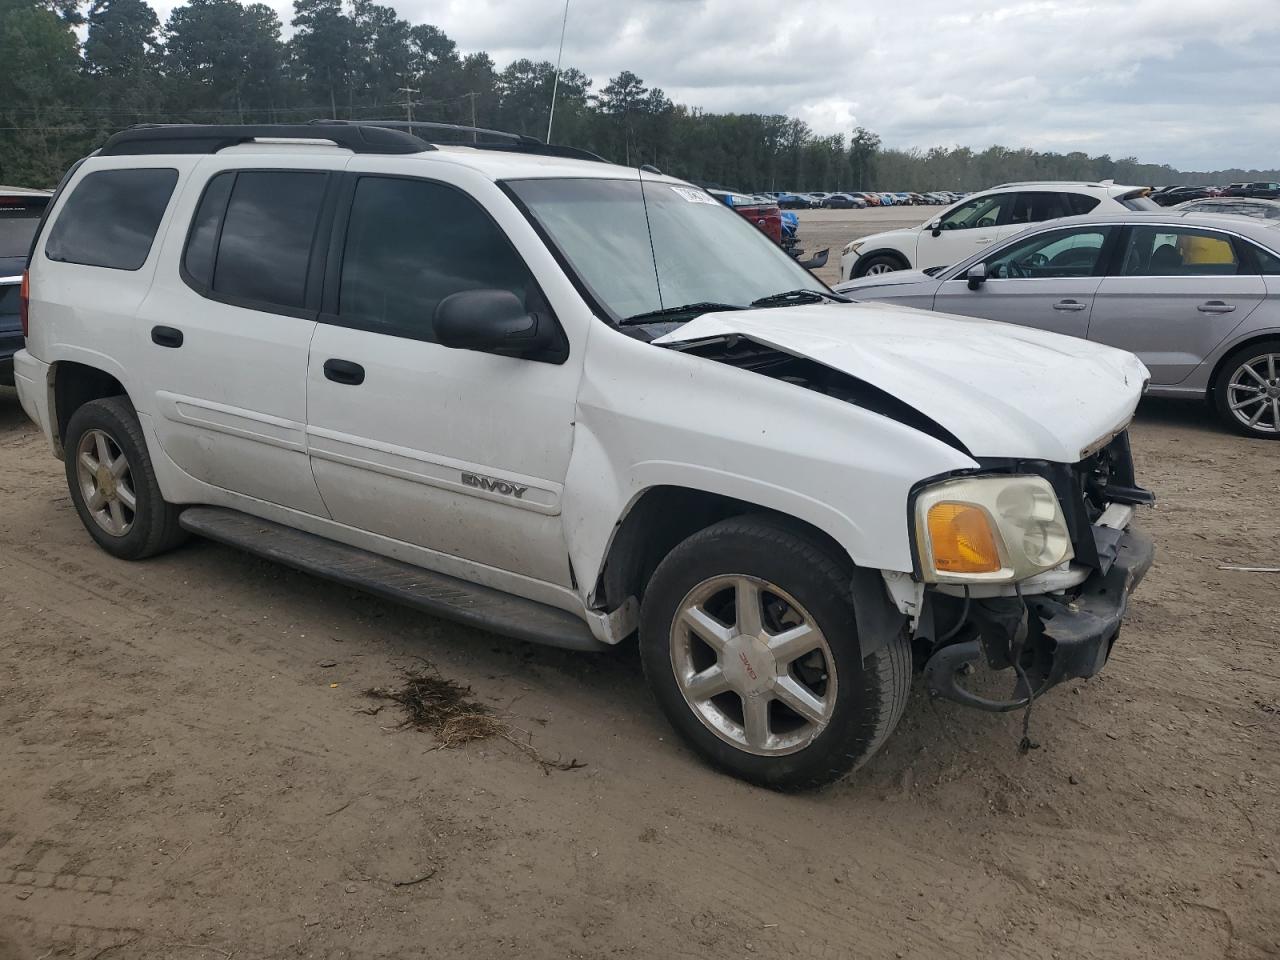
1;212;1278;959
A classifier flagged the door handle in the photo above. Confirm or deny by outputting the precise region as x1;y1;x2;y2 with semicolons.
151;325;184;348
1197;301;1236;314
1052;299;1087;312
323;359;365;385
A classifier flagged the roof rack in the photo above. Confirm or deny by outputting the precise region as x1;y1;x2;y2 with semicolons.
308;119;607;163
99;123;432;157
991;180;1110;189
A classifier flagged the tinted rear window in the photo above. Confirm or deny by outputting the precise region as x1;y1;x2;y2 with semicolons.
183;170;328;311
45;169;177;270
0;196;48;259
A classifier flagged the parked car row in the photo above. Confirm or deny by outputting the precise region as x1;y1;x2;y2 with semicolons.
1151;182;1280;206
760;190;965;209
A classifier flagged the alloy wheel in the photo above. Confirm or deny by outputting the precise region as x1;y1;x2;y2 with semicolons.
1226;353;1280;434
75;428;137;536
669;575;837;757
864;262;897;276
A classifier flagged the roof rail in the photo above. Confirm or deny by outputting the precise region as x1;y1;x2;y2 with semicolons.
309;119;608;163
99;123;432;157
991;180;1109;189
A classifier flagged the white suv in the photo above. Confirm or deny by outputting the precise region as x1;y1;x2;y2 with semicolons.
840;180;1159;280
14;123;1154;789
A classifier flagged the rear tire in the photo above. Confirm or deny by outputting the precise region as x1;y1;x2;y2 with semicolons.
64;396;188;559
1212;339;1280;439
639;514;911;790
856;254;905;278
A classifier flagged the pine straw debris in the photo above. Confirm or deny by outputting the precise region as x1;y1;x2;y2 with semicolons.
362;670;585;775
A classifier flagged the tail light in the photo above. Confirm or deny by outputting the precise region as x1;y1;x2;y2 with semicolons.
19;270;30;337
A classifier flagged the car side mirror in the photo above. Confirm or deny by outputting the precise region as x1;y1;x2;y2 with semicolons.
965;263;987;290
434;289;561;360
929;218;942;237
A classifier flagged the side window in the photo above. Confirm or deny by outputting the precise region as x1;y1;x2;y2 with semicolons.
1250;245;1280;274
45;168;178;270
1120;226;1241;277
938;193;1007;231
336;176;540;342
1007;192;1088;225
1064;193;1101;216
985;227;1111;279
182;170;328;311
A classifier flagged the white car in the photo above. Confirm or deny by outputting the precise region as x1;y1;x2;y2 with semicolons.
14;122;1153;789
840;180;1159;280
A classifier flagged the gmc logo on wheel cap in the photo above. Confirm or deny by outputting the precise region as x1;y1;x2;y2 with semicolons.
462;471;528;499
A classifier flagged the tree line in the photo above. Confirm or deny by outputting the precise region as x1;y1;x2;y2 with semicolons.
2;0;1276;191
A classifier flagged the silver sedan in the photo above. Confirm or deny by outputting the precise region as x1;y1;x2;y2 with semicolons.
834;211;1280;439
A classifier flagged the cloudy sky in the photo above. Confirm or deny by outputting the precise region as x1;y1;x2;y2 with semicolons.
147;0;1280;171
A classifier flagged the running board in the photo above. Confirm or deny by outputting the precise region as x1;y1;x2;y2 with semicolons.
178;506;607;652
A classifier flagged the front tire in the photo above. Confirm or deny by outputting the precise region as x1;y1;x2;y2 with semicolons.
857;254;905;278
639;515;911;790
1213;340;1280;439
64;396;188;559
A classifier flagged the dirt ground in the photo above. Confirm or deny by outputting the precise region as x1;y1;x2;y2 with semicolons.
1;212;1278;959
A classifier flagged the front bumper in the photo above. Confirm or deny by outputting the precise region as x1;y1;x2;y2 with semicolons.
922;528;1154;712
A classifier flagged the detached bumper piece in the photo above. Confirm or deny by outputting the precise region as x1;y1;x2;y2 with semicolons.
923;529;1154;712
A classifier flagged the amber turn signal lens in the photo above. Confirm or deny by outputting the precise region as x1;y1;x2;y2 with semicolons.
927;502;1002;574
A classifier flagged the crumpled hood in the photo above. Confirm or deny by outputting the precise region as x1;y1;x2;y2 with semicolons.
653;302;1149;463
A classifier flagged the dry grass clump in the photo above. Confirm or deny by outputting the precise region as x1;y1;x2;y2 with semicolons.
363;670;584;774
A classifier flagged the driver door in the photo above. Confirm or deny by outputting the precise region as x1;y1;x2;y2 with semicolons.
932;225;1115;338
914;193;1012;271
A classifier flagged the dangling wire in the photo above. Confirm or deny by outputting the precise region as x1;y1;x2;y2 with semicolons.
1012;582;1040;753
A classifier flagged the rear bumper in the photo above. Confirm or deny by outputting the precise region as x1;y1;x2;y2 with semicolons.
923;528;1154;712
12;348;53;441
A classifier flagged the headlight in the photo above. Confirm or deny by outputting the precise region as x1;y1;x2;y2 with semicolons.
913;475;1073;584
842;240;863;257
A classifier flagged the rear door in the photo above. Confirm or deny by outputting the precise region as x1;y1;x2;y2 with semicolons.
995;191;1098;243
134;160;335;514
931;225;1115;338
1088;224;1265;385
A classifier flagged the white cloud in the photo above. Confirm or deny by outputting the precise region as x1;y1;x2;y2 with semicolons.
144;0;1280;170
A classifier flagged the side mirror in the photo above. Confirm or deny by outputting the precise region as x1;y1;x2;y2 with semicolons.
929;218;942;237
965;263;988;290
434;289;561;360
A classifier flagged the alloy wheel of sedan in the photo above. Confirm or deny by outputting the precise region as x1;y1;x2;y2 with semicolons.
1226;352;1280;435
669;574;837;756
75;427;137;536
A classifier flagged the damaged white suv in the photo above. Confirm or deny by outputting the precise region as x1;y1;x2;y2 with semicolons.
14;123;1154;789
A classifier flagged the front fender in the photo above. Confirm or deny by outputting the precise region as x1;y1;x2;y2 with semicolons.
564;325;976;606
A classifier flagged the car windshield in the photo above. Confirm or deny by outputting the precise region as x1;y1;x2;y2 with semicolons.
507;177;826;324
0;197;47;259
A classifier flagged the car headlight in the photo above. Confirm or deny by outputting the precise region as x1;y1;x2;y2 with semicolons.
913;475;1073;584
842;240;863;257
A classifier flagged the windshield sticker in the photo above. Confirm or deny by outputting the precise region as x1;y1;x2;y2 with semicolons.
670;186;718;205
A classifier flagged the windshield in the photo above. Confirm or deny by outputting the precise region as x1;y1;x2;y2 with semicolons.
0;197;48;259
507;177;826;323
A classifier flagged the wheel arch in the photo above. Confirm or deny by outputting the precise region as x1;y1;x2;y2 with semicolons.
49;359;129;457
586;483;903;657
852;247;912;278
1204;329;1280;398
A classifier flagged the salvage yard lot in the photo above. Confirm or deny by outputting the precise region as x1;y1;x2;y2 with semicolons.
1;256;1278;957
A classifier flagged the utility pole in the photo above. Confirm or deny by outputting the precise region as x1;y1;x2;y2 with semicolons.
467;91;478;141
396;82;420;122
546;0;570;143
